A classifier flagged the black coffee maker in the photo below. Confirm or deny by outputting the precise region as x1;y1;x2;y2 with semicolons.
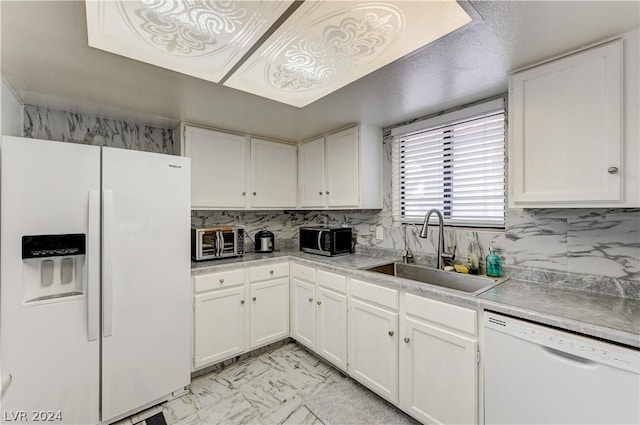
254;230;275;253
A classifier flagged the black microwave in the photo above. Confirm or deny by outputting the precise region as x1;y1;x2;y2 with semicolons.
299;227;353;256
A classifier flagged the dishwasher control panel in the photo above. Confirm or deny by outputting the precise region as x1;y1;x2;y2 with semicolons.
485;312;639;373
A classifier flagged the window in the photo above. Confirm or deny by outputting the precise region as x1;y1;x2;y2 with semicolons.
391;98;506;228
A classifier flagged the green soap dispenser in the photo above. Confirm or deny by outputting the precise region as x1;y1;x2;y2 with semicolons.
485;241;502;277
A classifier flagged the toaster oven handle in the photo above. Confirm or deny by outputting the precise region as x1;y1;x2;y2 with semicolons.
216;230;223;257
317;231;323;251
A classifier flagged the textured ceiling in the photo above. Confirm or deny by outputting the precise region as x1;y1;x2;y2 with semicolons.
1;1;639;141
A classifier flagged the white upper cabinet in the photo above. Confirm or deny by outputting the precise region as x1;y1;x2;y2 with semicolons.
509;33;639;208
183;125;248;209
182;124;297;210
298;137;325;208
250;138;297;209
299;124;382;209
325;126;360;207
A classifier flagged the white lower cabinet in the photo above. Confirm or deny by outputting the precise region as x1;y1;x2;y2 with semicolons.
290;263;348;371
193;286;246;370
249;263;290;349
316;285;348;370
291;276;316;348
250;277;290;349
192;262;289;371
192;269;247;371
400;293;479;425
193;260;481;425
348;279;399;404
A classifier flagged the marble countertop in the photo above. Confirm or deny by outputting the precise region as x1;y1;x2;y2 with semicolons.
192;250;640;348
479;279;640;348
191;250;395;273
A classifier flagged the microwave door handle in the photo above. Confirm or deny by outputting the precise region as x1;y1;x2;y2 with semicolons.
317;231;323;251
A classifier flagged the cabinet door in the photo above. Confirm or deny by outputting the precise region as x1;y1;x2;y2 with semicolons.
509;40;623;207
325;126;359;207
348;298;398;404
193;286;246;370
250;277;290;349
400;317;477;425
250;138;297;208
298;137;325;208
317;287;348;371
291;278;316;349
184;126;248;209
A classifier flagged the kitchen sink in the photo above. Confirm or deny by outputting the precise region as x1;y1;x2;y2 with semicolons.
365;262;507;295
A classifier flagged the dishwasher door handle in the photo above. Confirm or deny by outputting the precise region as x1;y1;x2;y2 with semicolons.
541;345;598;367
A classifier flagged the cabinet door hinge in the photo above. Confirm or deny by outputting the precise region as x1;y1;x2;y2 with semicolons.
476;351;481;364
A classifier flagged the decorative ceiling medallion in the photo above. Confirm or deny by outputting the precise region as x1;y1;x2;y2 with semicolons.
120;1;249;56
86;0;294;82
269;5;403;91
225;0;473;107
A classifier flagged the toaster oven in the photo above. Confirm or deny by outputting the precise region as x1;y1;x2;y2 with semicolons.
191;227;244;260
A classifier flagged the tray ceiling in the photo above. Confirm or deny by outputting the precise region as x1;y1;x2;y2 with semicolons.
86;0;473;107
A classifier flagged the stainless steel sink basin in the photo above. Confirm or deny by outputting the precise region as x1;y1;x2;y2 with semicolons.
366;262;507;295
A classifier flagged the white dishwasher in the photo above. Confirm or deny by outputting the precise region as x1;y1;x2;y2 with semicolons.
484;312;640;425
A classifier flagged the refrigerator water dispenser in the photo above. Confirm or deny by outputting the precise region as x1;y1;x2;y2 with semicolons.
22;234;86;303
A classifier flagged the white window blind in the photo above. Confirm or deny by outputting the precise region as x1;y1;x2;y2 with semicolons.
392;99;506;228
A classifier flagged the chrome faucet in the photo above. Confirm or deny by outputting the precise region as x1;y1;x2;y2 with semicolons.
419;209;445;269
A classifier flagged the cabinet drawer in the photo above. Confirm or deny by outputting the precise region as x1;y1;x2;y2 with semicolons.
318;269;346;294
350;278;398;310
404;293;477;335
291;262;316;283
250;262;289;282
194;269;245;293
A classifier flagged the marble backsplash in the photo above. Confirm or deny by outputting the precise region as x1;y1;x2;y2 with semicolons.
23;105;177;155
21;104;639;295
193;134;640;295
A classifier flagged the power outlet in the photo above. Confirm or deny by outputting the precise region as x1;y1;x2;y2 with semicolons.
375;226;384;240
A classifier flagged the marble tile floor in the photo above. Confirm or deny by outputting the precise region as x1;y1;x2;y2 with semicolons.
121;342;420;425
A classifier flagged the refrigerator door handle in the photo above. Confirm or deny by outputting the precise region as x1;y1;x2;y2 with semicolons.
87;190;100;341
103;189;114;338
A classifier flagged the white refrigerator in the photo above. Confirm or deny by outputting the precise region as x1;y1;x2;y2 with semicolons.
0;136;191;424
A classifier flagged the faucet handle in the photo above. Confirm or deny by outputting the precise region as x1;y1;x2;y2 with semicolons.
402;250;414;264
440;252;455;267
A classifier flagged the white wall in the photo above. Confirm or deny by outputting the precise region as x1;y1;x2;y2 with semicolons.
1;77;23;136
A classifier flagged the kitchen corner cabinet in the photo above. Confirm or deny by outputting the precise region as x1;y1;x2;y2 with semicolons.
298;124;383;209
250;138;297;208
249;263;290;349
509;37;639;207
183;125;249;209
290;263;348;371
348;278;399;404
399;294;478;425
192;269;246;370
